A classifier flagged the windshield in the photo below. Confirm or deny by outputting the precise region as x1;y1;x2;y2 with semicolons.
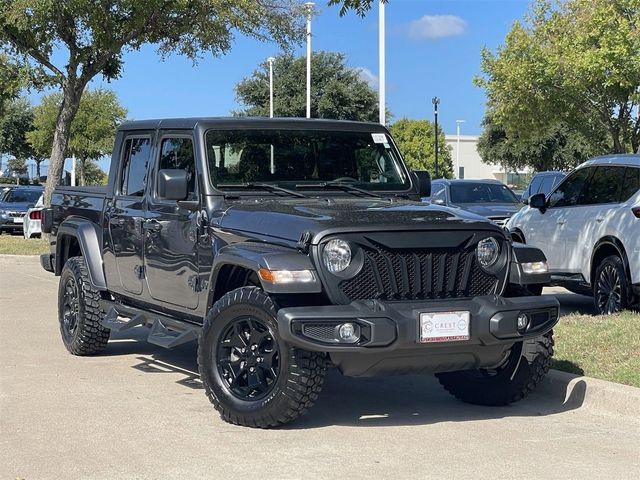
2;189;42;204
449;183;518;204
205;129;410;192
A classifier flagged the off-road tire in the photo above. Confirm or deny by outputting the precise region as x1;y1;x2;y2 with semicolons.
593;255;630;315
436;330;554;406
58;256;110;355
198;287;326;428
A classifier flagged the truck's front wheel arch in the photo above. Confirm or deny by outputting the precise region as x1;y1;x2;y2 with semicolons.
208;264;260;309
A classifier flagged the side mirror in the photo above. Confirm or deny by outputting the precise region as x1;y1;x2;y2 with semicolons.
529;193;546;210
413;170;431;198
157;169;188;201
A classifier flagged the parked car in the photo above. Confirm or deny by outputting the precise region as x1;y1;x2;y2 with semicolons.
521;171;566;204
429;179;522;226
507;155;640;314
40;117;558;428
23;194;44;238
0;186;44;234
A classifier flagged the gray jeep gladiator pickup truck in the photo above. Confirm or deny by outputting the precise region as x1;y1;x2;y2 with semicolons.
41;118;559;428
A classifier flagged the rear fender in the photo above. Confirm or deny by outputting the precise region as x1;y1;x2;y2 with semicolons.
56;217;106;290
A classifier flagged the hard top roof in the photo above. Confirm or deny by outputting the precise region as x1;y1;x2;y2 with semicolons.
118;117;388;132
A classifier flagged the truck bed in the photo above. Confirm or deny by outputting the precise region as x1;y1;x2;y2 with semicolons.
51;185;107;228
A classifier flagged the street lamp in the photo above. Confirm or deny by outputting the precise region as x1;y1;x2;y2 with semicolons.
267;56;276;174
432;97;440;178
455;119;466;179
304;2;315;119
267;57;275;119
378;0;385;126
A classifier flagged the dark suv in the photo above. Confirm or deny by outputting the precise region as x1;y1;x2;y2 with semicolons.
41;118;559;428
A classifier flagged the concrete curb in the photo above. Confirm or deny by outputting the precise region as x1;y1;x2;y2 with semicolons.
540;369;640;422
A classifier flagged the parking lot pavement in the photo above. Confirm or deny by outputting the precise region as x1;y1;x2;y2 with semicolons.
1;256;638;480
544;286;596;316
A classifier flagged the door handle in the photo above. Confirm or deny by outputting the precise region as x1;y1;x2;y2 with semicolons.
595;217;605;223
143;219;162;233
556;219;566;225
110;217;125;226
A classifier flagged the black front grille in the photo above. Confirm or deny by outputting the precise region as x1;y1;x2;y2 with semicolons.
340;246;498;301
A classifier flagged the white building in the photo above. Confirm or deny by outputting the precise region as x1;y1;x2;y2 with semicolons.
445;134;530;188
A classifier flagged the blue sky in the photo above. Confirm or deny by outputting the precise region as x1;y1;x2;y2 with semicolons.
26;0;531;175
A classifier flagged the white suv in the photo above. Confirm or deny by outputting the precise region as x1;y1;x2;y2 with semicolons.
506;155;639;314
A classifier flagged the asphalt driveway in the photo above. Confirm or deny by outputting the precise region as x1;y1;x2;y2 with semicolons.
1;256;638;479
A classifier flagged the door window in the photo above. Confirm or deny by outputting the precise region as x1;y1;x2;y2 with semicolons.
579;166;625;205
158;137;197;200
431;185;447;203
119;137;152;196
620;167;640;201
548;167;593;208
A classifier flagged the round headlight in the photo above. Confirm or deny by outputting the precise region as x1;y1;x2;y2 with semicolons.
476;237;500;268
323;239;352;273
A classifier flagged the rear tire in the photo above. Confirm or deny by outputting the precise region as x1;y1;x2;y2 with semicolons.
436;331;554;406
58;256;110;355
593;255;630;314
198;287;326;428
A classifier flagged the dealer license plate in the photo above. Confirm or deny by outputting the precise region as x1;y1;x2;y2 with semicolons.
419;311;470;343
13;217;23;223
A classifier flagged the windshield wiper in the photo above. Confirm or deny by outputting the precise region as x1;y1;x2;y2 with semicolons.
217;183;308;198
295;182;382;198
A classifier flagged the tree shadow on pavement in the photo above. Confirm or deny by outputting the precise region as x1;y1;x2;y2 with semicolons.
103;328;587;430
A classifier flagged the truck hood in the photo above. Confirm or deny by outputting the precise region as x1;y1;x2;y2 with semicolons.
218;198;498;244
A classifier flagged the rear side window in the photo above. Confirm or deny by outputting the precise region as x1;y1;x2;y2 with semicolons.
548;167;592;208
528;176;544;196
158;137;196;200
539;176;557;195
119;137;152;196
580;166;625;205
620;167;640;201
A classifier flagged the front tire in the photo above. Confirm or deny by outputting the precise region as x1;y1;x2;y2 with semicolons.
593;255;630;314
436;331;554;406
58;256;110;355
198;287;326;428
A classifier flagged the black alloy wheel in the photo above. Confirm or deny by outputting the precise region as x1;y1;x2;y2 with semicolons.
61;277;80;343
216;316;280;400
594;256;626;315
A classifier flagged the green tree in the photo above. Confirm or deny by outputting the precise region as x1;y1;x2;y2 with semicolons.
28;89;127;186
477;0;640;155
235;52;380;122
390;118;453;178
84;161;108;186
0;97;43;176
477;115;601;173
0;0;310;204
7;157;27;184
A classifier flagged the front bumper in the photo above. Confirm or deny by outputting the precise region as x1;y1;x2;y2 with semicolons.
278;294;559;377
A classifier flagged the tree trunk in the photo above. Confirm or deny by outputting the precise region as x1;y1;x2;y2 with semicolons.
79;157;86;186
35;160;41;179
43;81;83;206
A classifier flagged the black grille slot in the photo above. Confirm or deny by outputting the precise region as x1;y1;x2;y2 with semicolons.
340;246;498;301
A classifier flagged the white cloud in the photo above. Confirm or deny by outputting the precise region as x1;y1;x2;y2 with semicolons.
356;67;379;89
407;15;467;40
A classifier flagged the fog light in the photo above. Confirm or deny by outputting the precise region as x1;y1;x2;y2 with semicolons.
517;313;529;331
338;323;360;343
522;261;548;274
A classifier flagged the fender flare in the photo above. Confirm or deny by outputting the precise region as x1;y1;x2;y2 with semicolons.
207;242;322;306
590;236;631;285
56;217;107;290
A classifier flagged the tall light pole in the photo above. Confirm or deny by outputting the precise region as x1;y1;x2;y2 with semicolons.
432;97;440;178
455;119;465;179
305;2;315;119
267;57;275;119
267;56;276;173
378;0;385;125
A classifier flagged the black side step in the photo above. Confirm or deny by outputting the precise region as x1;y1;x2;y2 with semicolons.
100;300;201;349
147;319;199;349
